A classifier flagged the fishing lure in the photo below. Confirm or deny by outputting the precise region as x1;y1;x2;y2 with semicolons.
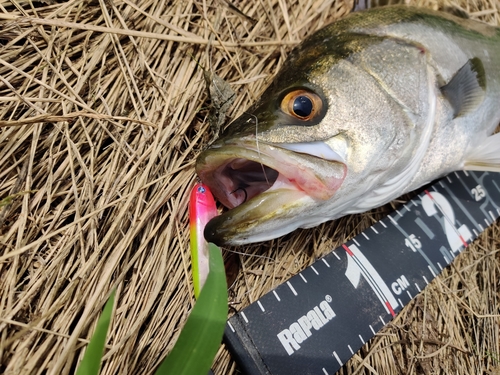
189;183;218;298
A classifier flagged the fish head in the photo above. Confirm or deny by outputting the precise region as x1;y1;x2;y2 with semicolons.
197;29;435;245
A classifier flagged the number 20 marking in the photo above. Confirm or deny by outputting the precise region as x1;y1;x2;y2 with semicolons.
421;191;472;253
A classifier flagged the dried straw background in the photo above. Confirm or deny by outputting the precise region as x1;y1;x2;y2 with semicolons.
0;0;499;374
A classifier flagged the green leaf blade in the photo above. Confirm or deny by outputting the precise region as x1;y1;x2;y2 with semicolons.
76;290;116;375
156;243;227;375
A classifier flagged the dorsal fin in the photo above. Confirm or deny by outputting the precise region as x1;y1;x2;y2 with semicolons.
441;6;470;19
440;58;486;118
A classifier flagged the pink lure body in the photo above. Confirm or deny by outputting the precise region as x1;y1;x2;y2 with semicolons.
189;183;218;298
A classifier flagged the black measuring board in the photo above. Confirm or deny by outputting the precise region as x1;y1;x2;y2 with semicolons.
224;170;500;375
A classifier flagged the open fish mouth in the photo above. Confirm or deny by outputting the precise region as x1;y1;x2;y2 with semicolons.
206;158;279;208
196;140;347;245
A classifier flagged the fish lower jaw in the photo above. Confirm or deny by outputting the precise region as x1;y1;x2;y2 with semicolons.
203;188;313;246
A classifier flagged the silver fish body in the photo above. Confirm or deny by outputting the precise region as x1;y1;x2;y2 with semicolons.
196;6;500;245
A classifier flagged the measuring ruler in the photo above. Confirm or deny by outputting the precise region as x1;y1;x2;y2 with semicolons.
223;170;500;375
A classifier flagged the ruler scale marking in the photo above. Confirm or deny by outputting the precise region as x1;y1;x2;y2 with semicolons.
224;171;500;375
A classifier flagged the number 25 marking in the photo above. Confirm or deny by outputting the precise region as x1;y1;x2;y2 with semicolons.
471;185;486;201
421;191;472;253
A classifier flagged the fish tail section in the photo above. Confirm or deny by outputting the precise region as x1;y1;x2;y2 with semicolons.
464;132;500;172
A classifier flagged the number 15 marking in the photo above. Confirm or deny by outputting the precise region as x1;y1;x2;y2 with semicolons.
405;234;422;252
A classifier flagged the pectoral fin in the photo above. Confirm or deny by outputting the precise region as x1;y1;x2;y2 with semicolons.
440;58;486;118
464;133;500;172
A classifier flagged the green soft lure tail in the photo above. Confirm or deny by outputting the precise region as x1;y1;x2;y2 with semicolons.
189;183;218;298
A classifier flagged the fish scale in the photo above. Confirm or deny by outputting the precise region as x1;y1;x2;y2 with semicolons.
224;170;500;375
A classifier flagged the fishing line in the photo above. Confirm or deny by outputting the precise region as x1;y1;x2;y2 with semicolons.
224;248;277;262
247;112;271;187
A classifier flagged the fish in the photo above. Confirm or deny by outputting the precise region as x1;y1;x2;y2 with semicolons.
195;5;500;246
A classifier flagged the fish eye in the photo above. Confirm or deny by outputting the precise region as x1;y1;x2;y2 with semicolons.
281;89;322;121
293;96;313;117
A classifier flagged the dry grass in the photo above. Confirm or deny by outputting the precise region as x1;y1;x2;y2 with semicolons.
0;0;498;374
